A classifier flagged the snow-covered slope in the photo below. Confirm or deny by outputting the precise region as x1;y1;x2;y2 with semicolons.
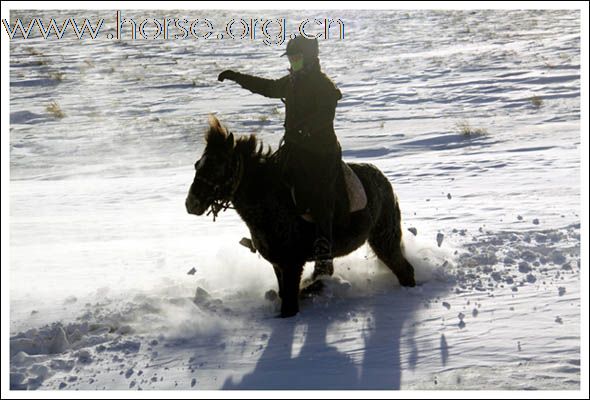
6;9;583;391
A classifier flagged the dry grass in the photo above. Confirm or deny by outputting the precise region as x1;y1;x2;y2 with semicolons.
25;46;43;56
530;96;543;108
455;120;488;136
49;71;64;82
46;101;65;118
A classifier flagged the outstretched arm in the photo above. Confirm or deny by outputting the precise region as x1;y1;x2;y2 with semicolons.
218;70;288;99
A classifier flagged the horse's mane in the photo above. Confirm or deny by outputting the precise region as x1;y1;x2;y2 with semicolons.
206;115;273;164
234;134;273;164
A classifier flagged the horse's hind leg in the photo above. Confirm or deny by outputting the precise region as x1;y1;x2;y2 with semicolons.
369;229;416;287
368;198;416;287
312;260;334;280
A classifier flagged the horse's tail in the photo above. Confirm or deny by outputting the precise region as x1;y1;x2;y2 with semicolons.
367;173;416;287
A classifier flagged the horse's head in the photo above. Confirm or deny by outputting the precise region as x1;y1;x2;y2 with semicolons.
185;115;237;216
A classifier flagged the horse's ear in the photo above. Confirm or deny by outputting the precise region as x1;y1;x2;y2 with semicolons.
206;114;227;142
226;132;234;149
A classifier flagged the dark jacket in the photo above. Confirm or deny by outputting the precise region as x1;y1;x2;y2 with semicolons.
230;69;342;151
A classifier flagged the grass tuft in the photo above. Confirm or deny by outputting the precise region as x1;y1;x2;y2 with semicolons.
530;96;543;108
46;101;65;118
455;120;488;136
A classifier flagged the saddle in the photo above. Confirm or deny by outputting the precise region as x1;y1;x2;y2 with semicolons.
291;162;368;223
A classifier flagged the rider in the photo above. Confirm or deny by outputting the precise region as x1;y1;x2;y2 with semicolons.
218;36;342;273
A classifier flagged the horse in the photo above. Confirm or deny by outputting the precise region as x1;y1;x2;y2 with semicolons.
186;116;415;317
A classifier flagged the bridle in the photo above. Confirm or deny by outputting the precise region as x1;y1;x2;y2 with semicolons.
194;153;244;222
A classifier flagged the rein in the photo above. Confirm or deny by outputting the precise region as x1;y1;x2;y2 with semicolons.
203;153;244;222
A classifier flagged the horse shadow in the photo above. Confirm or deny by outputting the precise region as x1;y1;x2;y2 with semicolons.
222;279;450;390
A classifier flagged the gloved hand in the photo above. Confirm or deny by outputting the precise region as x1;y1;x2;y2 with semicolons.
218;70;237;82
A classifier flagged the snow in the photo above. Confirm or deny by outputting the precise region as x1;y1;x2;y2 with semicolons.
3;7;587;393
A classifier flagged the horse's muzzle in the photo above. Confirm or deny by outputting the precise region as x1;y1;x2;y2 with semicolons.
185;196;206;216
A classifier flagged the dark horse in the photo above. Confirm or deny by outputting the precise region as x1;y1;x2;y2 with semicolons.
186;116;415;317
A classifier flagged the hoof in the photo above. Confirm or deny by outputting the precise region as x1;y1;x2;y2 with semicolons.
300;279;325;298
280;309;299;318
398;275;416;287
280;300;299;318
264;289;278;302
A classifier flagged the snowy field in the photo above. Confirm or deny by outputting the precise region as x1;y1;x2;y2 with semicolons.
4;8;586;392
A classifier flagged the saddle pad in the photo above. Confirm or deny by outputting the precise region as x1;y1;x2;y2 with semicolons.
297;163;367;223
343;163;368;212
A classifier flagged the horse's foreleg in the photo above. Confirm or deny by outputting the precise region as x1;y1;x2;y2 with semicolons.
278;263;304;318
272;264;283;299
